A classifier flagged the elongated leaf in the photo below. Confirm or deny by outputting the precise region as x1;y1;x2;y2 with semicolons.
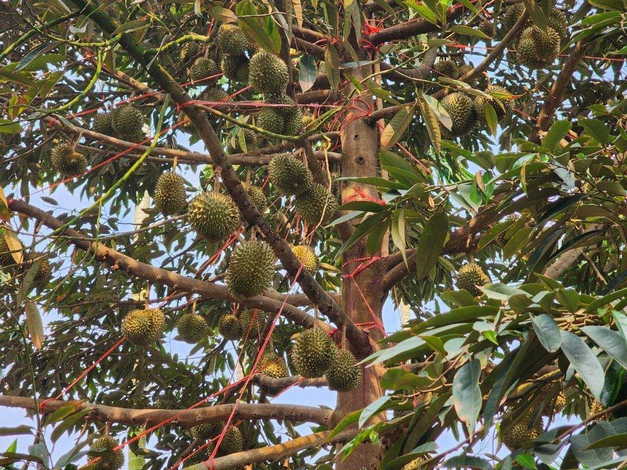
324;45;340;90
0;426;31;436
542;120;571;152
586;287;627;313
236;1;282;54
582;326;627;369
2;229;23;263
580;119;611;145
560;330;605;400
414;212;448;280
405;0;439;25
0;187;9;220
299;55;317;92
25;301;44;350
450;25;491;39
359;396;390;428
418;96;442;152
381;105;415;149
531;314;562;352
586;433;627;450
452;359;482;433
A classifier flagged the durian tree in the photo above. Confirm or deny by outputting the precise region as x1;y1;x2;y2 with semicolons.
0;0;625;469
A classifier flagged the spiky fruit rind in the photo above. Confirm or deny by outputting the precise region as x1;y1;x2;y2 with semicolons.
325;348;362;392
501;418;542;450
190;423;217;440
50;143;87;176
189;57;220;82
282;107;303;136
291;327;336;378
239;309;268;337
248;51;289;95
217;24;250;55
179;41;200;62
154;172;187;215
294;183;338;226
176;313;209;343
111;105;144;142
268;154;313;196
88;436;124;470
441;92;476;137
259;354;289;379
121;308;165;346
291;245;318;273
187;192;240;242
257;108;285;135
219;426;244;455
205;87;229;102
434;59;458;78
93;112;114;135
503;3;526;31
266;93;298;118
516;26;560;69
473;85;514;123
226;241;276;298
242;183;267;212
218;314;243;340
547;8;568;41
456;263;490;296
23;253;52;286
0;236;15;267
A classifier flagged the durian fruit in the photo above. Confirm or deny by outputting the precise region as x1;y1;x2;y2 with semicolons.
259;353;289;378
282;107;303;136
179;41;200;63
88;435;124;470
248;50;289;95
500;412;543;450
111;105;144;142
456;262;490;296
205;86;229;103
291;245;318;273
440;92;476;137
0;236;16;267
50;143;87;176
257;108;285;135
189;57;220;82
93;112;114;135
22;253;52;286
217;24;250;55
402;456;429;470
176;313;209;343
473;85;515;124
154;172;187;215
291;327;336;378
187;192;240;242
218;313;243;340
266;93;298;118
294;184;338;226
242;183;267;212
516;26;560;69
121;308;165;346
220;54;249;82
190;423;217;440
239;309;268;337
547;8;569;41
325;348;362;392
268;153;313;196
434;59;459;78
502;3;526;31
218;426;244;455
226;241;276;298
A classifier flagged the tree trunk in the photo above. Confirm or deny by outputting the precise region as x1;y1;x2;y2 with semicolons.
335;69;386;470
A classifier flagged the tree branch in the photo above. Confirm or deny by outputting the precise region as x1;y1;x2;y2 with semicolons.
253;374;327;395
0;395;333;426
66;0;372;356
7;199;321;330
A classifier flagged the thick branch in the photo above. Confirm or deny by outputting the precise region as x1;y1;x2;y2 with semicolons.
66;0;371;356
7;199;320;330
253;374;327;395
0;395;332;426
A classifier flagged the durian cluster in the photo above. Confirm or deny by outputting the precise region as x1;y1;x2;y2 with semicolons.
189;424;244;456
50;142;87;176
176;313;209;343
456;262;490;296
88;435;124;470
500;408;543;450
92;105;145;142
121;308;165;346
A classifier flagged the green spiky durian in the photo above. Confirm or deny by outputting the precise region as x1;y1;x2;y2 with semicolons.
325;348;362;392
291;327;336;378
226;240;276;298
547;8;568;41
242;183;267;212
187;192;240;242
93;112;114;135
282;107;303;136
473;85;515;124
0;236;16;267
220;54;249;82
154;172;187;215
440;92;476;137
205;86;229;102
268;154;313;196
239;309;268;337
189;57;220;82
502;3;526;31
23;253;52;286
111;105;144;142
218;426;244;455
294;183;338;226
176;313;209;343
257;108;285;135
50;143;87;176
456;262;490;296
218;313;243;340
88;435;124;470
516;26;560;69
248;50;289;95
179;41;200;62
121;308;165;346
259;354;289;378
217;24;250;55
291;245;318;273
434;59;458;78
501;415;542;450
266;93;298;118
190;423;217;440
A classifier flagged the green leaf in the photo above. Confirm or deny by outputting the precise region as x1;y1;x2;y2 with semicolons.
112;19;150;35
444;455;493;469
51;409;91;443
587;287;627;313
359;396;390;428
338;201;385;212
586;433;627;450
415;305;499;333
44;405;79;426
581;326;627;369
531;315;562;352
381;369;431;391
580;119;611;145
324;45;341;90
329;409;361;439
236;0;282;54
0;426;31;436
391;209;407;266
405;0;439;25
0;120;21;134
414;212;448;280
483;103;498;136
381;105;415;149
25;300;44;350
560;330;605;400
502;226;532;258
542;120;571;153
452;359;482;434
481;283;528;301
587;0;623;10
299;55;317;92
450;25;491;40
440;289;477;308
